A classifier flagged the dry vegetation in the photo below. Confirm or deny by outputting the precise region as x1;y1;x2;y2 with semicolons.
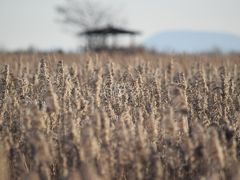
0;52;240;180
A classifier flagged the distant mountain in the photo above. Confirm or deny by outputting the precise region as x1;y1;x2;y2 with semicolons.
144;30;240;53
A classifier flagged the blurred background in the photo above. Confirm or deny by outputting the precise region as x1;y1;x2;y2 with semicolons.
1;0;240;53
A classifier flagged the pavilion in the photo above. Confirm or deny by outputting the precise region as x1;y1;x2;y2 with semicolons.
79;25;140;51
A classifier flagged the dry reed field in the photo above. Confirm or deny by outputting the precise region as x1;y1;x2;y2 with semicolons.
0;52;240;180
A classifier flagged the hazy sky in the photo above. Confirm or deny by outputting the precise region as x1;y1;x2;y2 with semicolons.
1;0;240;51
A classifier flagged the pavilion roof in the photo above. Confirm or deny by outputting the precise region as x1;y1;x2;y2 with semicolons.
79;25;140;36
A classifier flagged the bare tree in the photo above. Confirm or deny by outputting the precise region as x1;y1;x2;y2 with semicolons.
56;0;122;33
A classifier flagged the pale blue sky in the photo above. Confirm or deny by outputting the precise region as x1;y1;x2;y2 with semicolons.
0;0;240;51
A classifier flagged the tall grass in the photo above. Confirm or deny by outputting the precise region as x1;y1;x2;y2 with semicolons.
0;52;240;180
